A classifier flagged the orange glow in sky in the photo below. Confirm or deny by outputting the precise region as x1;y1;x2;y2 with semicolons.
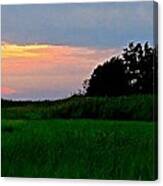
2;43;120;100
1;86;16;95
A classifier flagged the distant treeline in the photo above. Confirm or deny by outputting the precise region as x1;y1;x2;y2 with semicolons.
1;99;64;108
1;95;157;121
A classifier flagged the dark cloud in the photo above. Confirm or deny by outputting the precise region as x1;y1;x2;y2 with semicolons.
2;1;154;48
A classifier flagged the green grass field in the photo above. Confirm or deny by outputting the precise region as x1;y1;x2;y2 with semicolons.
2;95;156;121
1;119;157;180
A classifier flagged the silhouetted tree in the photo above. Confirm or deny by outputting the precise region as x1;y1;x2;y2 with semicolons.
122;42;158;94
83;42;157;97
85;57;128;96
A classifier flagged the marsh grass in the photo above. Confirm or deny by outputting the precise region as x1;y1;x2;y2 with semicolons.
1;95;157;180
1;119;157;180
2;95;155;121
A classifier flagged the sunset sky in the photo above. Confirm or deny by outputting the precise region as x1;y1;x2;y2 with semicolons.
1;1;154;100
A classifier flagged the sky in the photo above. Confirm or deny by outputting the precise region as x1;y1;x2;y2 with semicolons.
1;1;154;100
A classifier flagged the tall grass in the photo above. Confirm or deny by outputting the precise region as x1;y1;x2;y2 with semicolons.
1;119;157;180
2;95;156;121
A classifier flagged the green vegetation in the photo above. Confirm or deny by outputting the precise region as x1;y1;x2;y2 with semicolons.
1;95;157;180
2;95;156;121
1;119;157;180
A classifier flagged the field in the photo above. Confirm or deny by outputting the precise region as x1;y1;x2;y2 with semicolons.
1;119;157;180
1;95;158;180
2;95;156;120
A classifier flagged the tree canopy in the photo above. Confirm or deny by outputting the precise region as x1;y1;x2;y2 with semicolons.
83;42;158;97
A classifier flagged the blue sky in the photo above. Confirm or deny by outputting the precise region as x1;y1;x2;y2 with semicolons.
2;1;154;48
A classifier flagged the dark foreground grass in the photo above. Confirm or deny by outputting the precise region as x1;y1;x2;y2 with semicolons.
2;95;156;121
1;119;157;180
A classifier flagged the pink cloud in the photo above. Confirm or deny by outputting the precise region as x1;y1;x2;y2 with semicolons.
1;87;16;95
1;43;121;99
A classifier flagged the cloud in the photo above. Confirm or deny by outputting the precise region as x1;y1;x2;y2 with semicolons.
2;43;120;100
1;1;154;47
2;43;120;76
2;43;49;59
1;86;16;95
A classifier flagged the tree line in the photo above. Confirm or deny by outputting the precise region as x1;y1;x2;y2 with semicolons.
82;42;158;97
